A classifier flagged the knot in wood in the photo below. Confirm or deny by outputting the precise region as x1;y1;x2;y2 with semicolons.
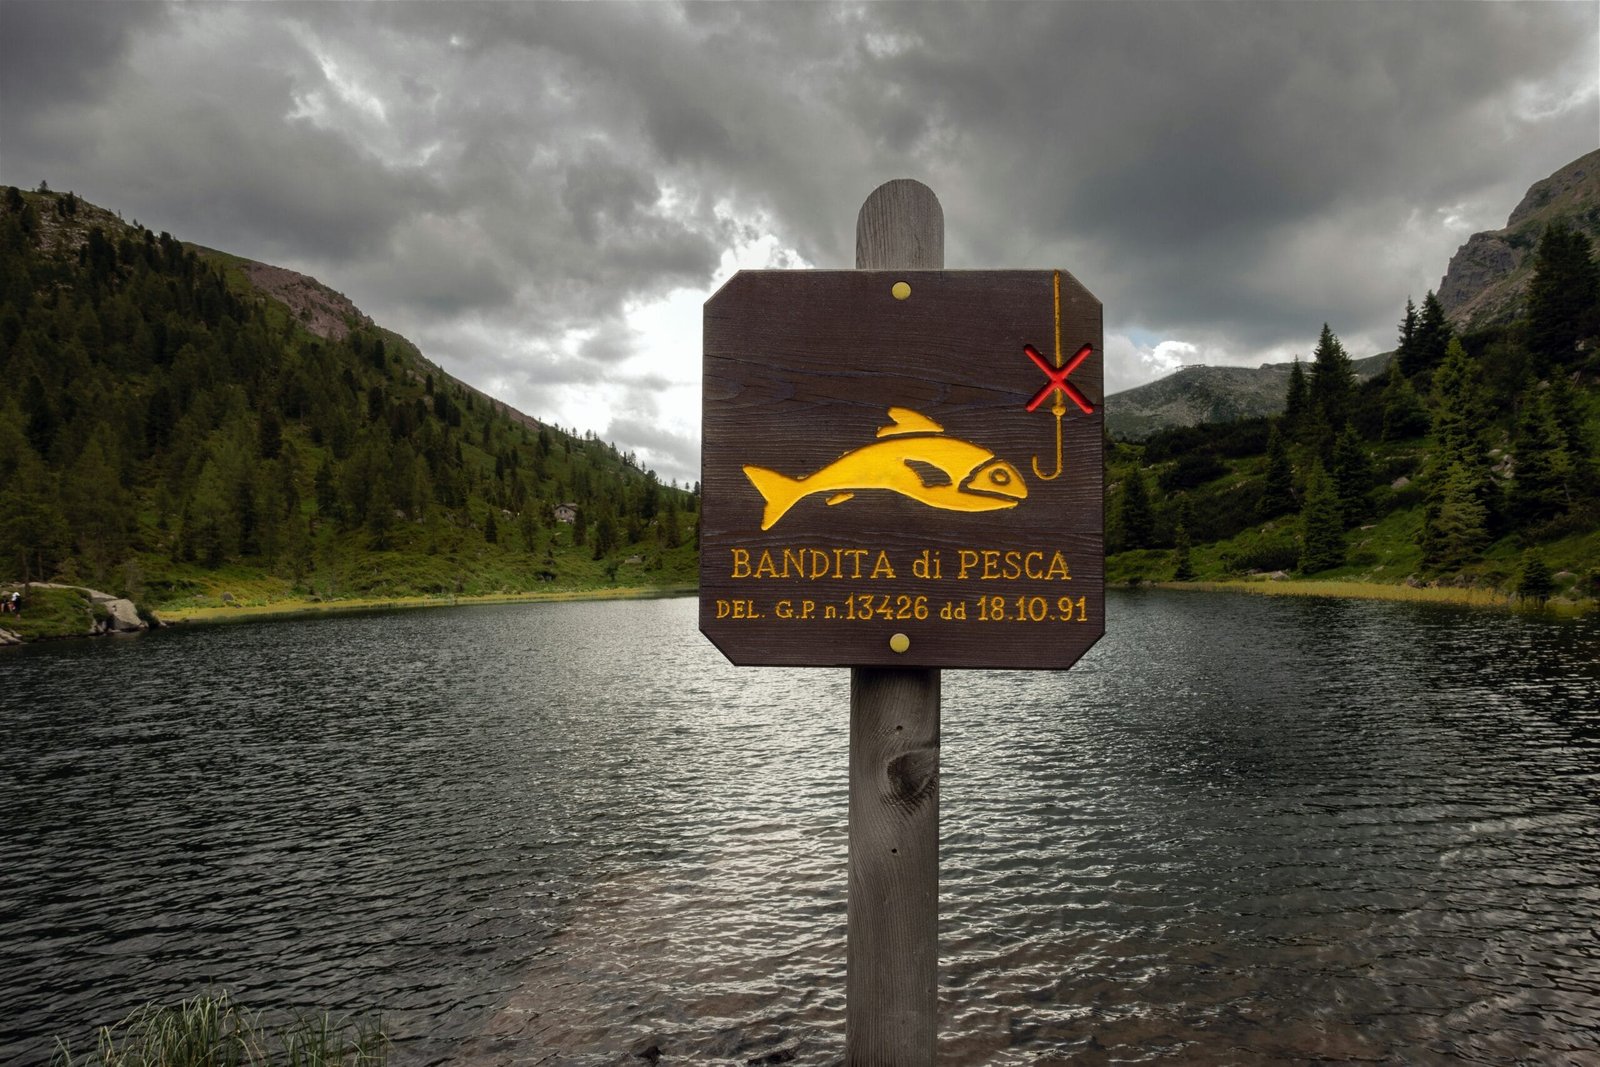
883;747;938;810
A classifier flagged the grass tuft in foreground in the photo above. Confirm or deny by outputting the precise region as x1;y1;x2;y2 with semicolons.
51;992;387;1067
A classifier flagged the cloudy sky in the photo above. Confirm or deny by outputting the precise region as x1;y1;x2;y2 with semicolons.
2;2;1595;485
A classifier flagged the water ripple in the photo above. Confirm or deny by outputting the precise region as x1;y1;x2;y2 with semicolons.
2;592;1598;1064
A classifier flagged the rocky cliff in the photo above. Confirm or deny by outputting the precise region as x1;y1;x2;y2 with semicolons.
234;258;372;342
1436;148;1600;331
1106;149;1600;438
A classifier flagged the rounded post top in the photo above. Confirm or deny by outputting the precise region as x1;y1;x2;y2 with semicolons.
856;179;944;270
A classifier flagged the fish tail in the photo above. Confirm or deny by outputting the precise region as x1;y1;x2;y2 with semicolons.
743;465;804;530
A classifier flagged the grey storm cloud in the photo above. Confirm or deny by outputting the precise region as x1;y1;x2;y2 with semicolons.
1;0;1595;483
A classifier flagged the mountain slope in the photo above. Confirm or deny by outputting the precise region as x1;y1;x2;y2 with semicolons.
1106;149;1600;439
196;247;372;342
1437;148;1600;331
1106;352;1390;440
0;185;697;615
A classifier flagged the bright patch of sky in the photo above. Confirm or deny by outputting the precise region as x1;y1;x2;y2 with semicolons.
1104;335;1204;395
1510;65;1600;123
283;28;445;171
7;1;1590;484
531;217;813;486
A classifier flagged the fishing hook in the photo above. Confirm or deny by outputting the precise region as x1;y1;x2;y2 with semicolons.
1032;402;1065;481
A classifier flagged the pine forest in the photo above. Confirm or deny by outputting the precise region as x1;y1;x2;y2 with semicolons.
0;186;698;617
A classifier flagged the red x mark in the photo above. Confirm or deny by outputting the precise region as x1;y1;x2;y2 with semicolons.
1024;343;1095;414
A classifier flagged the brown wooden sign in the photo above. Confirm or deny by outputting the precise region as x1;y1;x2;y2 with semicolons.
701;268;1103;669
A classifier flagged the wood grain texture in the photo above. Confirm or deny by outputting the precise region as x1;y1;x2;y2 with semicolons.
702;176;1102;671
847;179;941;1067
856;179;944;270
700;269;1104;669
848;664;939;1065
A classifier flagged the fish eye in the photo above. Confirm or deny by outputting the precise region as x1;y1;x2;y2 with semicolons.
989;468;1011;486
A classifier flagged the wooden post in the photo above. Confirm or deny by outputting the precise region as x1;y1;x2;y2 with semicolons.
847;179;943;1065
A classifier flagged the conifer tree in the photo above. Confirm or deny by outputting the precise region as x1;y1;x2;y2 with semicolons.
1430;338;1482;459
366;478;393;549
1169;497;1196;579
1422;462;1489;569
1298;460;1345;573
1308;323;1356;431
1414;291;1452;374
1118;467;1155;550
282;514;312;584
1527;222;1599;371
1381;358;1429;441
273;444;301;516
1394;298;1420;375
1544;370;1587;458
409;455;433;521
62;433;128;581
1171;522;1195;580
0;449;71;580
592;512;617;560
314;457;338;519
1330;424;1374;528
185;458;234;566
1509;385;1571;524
255;474;284;564
1515;553;1555;606
1426;338;1501;540
519;507;539;553
22;371;54;457
257;409;282;460
1258;425;1295;519
1283;357;1308;431
661;494;682;548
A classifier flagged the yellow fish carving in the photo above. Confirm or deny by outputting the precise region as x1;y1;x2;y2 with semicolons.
743;407;1027;531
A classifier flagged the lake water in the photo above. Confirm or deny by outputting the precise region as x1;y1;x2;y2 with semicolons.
2;592;1598;1065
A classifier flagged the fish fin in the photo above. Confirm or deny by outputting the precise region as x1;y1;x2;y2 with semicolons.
825;492;855;506
903;459;953;488
743;465;804;530
876;407;944;437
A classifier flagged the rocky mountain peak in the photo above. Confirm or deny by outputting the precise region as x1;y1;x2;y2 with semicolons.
1437;148;1600;331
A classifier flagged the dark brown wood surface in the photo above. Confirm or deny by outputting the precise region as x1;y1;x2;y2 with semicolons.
848;663;939;1065
698;177;1105;1061
847;178;942;1067
855;177;943;270
701;268;1104;669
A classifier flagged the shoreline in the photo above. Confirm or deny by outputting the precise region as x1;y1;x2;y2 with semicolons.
152;584;697;626
11;576;1590;644
1132;577;1594;615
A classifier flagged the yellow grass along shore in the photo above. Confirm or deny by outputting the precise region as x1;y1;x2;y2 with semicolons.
1143;578;1592;614
154;585;697;626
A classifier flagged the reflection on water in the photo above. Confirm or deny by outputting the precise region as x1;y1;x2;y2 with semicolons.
2;592;1597;1064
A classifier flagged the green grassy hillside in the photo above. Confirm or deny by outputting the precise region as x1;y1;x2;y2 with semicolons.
1105;254;1600;610
0;185;697;622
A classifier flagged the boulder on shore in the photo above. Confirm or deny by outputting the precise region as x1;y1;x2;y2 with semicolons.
100;597;146;632
24;582;151;634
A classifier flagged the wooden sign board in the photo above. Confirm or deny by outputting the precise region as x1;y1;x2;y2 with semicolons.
701;269;1103;669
